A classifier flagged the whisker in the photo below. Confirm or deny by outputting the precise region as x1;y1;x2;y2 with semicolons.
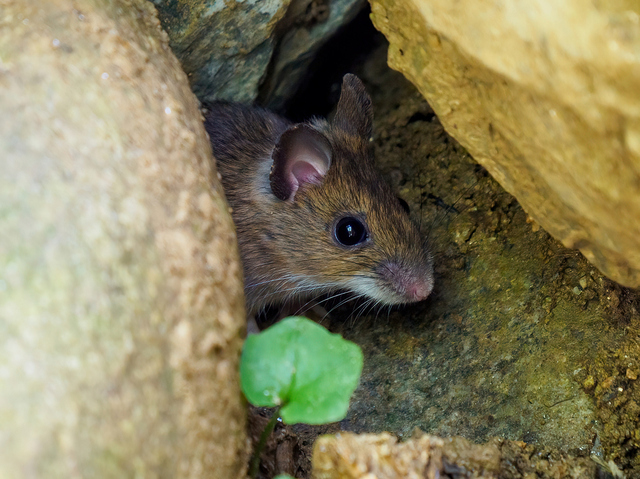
324;293;366;320
347;296;376;327
293;290;352;316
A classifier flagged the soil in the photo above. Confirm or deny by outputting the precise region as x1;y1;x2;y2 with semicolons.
248;31;640;479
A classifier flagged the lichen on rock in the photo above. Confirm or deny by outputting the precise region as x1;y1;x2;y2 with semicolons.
152;0;366;105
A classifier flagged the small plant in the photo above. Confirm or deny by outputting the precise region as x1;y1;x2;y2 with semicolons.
240;316;363;478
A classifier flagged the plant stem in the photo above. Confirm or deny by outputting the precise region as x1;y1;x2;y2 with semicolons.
249;406;281;479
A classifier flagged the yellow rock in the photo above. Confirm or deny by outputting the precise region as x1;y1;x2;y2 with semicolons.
370;0;640;287
312;431;596;478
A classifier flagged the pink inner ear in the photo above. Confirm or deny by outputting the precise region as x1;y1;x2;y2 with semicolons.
286;161;326;201
293;159;325;183
270;125;332;201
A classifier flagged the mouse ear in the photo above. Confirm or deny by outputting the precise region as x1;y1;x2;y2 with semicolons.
332;74;373;140
270;124;332;202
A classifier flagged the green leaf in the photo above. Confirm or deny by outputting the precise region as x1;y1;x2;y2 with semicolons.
273;475;295;479
240;316;363;425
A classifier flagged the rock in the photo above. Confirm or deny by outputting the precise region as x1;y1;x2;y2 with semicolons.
370;0;640;287
312;432;596;478
152;0;291;103
152;0;365;104
313;432;500;478
0;0;246;477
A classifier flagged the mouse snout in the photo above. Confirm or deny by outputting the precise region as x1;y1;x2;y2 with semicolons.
379;261;434;304
407;278;433;302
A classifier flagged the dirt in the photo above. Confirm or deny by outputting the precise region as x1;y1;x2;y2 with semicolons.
248;41;640;479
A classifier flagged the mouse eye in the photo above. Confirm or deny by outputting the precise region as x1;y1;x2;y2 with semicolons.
334;217;368;247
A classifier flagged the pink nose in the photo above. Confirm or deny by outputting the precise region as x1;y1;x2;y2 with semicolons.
379;261;434;303
407;279;433;301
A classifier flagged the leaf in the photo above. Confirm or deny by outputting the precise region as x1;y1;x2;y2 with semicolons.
240;316;363;425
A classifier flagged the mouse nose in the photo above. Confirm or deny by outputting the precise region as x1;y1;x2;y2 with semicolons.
408;279;433;301
379;261;434;303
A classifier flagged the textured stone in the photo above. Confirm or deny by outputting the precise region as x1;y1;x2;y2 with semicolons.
0;0;246;477
152;0;365;104
152;0;291;103
370;0;640;287
312;433;497;479
312;432;596;478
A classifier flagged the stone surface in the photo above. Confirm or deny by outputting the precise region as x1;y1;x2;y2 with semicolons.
0;0;246;477
152;0;291;103
312;432;596;478
369;0;640;288
152;0;365;105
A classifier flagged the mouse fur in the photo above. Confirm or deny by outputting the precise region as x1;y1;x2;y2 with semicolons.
204;74;434;316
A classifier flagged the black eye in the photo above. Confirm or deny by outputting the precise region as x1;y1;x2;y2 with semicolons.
334;217;367;247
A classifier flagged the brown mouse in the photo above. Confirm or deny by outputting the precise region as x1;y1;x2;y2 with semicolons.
204;74;434;317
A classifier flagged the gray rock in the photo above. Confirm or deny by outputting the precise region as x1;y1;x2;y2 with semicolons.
152;0;365;104
152;0;291;103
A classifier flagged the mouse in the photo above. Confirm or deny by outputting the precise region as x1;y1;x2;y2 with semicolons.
204;74;434;317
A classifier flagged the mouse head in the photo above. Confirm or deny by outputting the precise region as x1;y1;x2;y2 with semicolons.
267;74;434;306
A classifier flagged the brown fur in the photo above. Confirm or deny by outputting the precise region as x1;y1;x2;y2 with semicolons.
204;75;433;316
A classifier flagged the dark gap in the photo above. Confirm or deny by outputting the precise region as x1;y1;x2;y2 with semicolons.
278;5;384;122
408;111;436;124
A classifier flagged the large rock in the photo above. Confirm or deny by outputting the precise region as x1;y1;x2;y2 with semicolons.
152;0;365;104
0;0;246;477
370;0;640;287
